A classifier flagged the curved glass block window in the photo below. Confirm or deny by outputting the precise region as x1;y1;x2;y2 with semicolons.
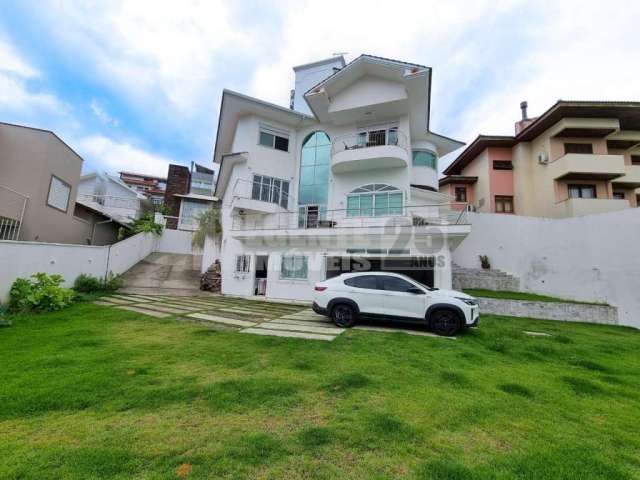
299;131;331;206
412;150;437;169
347;184;403;217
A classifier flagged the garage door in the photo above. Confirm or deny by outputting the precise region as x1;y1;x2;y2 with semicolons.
326;256;435;287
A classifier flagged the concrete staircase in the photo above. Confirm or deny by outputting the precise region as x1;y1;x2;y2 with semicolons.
452;263;520;291
119;252;205;296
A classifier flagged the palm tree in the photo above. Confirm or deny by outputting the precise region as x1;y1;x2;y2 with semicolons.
192;207;223;249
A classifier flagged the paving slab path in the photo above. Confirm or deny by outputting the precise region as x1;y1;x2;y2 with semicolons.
94;294;449;341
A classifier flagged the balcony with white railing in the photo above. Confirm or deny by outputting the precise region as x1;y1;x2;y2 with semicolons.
0;184;28;241
76;194;145;222
330;129;410;173
230;202;470;241
230;178;293;213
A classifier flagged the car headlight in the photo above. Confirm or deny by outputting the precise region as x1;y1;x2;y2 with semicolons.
456;297;477;306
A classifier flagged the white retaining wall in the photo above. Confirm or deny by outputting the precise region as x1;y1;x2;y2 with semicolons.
453;210;640;328
156;229;195;255
0;228;200;302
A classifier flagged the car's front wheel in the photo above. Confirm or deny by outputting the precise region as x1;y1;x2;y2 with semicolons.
430;309;462;336
331;304;357;328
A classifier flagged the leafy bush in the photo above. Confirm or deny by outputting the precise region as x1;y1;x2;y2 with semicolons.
0;303;11;326
9;273;75;313
73;272;123;293
192;207;222;249
479;255;491;269
118;213;164;240
73;274;103;293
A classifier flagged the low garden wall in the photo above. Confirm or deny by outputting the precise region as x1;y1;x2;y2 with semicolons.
477;297;618;325
0;229;198;302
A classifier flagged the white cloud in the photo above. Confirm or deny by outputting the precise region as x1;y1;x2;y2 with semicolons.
0;37;65;114
0;37;38;78
42;0;250;116
75;135;175;178
90;99;119;127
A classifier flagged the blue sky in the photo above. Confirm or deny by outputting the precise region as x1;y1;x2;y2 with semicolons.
1;0;639;177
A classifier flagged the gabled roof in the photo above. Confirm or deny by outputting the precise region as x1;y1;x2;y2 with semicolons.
212;89;315;165
443;100;640;175
0;121;84;163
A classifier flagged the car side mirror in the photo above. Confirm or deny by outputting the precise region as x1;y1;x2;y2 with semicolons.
406;287;425;295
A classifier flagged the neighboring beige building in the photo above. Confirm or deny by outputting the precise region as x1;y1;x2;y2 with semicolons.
440;101;640;218
0;122;121;244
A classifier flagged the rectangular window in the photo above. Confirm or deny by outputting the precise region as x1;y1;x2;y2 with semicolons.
493;160;513;170
454;187;467;202
235;255;251;273
568;184;597;199
251;174;289;209
631;155;640;166
281;256;308;279
494;195;514;213
47;175;71;212
180;200;209;228
564;143;593;154
259;128;289;152
412;150;437;169
613;191;626;200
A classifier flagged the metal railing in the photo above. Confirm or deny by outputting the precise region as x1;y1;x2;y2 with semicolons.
331;129;409;156
0;185;28;241
77;193;146;220
231;202;469;231
231;178;293;210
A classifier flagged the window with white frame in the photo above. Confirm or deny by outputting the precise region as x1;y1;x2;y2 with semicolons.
281;256;308;279
346;184;403;217
179;200;209;228
47;175;71;212
251;174;289;208
259;126;289;152
235;255;251;273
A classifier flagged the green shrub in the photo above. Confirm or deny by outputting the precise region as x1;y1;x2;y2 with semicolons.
73;272;123;293
118;213;163;240
9;273;75;313
73;274;103;293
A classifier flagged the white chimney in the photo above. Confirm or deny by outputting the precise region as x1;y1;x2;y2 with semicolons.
292;56;346;115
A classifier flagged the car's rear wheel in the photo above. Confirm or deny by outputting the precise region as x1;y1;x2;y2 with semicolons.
331;304;357;328
430;309;462;336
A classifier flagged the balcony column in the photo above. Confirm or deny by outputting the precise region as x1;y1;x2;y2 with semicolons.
434;241;453;290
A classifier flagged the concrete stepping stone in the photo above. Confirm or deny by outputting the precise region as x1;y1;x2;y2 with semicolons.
111;294;152;303
523;331;552;337
258;322;343;335
103;297;135;305
135;304;189;314
241;328;336;341
186;313;257;328
353;325;454;339
116;306;169;318
273;318;332;326
93;301;116;306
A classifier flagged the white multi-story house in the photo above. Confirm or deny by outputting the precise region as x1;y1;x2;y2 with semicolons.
207;55;471;301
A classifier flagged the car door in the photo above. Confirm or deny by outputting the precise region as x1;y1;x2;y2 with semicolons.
379;276;427;319
343;275;384;314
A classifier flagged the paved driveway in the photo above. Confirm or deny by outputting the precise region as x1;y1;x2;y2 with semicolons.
96;294;450;341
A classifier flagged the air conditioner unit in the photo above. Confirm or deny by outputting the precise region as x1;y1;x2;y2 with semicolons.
537;152;549;164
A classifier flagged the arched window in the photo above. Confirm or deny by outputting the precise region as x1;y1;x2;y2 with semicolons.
346;184;403;217
299;131;330;206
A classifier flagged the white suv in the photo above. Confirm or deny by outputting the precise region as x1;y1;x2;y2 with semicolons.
312;272;479;336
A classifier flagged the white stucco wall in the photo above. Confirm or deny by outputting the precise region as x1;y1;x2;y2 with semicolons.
0;229;197;302
453;210;640;328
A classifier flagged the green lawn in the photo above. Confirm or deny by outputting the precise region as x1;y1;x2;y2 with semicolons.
463;289;608;306
1;301;639;479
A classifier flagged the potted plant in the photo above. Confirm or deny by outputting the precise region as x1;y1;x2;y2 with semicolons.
479;255;491;270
